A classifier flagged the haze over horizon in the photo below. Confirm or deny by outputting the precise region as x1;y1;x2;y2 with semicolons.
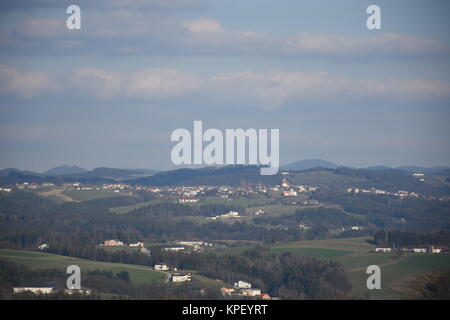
1;0;450;172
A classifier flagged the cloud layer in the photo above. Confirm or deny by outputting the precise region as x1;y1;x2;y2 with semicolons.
0;65;61;98
2;9;448;60
2;64;449;108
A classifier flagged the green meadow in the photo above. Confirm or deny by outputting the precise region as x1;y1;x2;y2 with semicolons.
0;249;164;285
62;189;131;201
267;237;450;299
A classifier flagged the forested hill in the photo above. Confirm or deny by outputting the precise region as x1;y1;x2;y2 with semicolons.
126;165;282;186
290;167;450;196
0;167;155;185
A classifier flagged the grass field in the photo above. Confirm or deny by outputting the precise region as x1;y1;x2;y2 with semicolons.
2;237;448;299
270;247;352;259
195;195;271;209
268;237;450;299
109;199;168;214
0;249;165;284
62;189;131;201
247;204;302;216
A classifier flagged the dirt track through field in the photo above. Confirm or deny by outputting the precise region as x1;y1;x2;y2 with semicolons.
350;255;407;272
39;188;78;202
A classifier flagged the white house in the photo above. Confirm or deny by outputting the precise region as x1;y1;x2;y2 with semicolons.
38;243;49;250
241;288;261;297
430;246;447;253
219;211;239;219
163;246;185;252
234;280;251;289
13;283;58;294
172;273;192;282
282;190;297;197
64;289;92;295
251;210;265;216
129;242;144;247
179;197;199;203
375;248;392;253
154;263;169;271
104;239;124;246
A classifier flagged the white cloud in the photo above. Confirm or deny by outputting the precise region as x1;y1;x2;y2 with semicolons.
284;33;449;57
70;67;124;99
182;18;223;32
68;68;450;109
2;65;449;107
0;64;61;98
6;13;448;59
126;68;201;99
68;67;202;99
203;70;450;108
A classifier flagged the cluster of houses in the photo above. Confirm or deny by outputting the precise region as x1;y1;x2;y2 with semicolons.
207;211;240;220
154;263;192;283
375;245;449;254
162;241;213;253
103;239;146;247
163;245;185;252
347;187;419;199
178;241;213;252
340;226;365;232
102;239;213;255
281;177;318;197
250;209;265;216
160;180;320;203
12;282;92;296
179;197;199;203
172;273;192;282
102;239;150;255
220;280;270;300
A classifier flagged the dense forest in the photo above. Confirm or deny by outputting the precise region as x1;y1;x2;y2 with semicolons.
0;191;305;249
373;230;450;247
1;189;449;251
311;190;450;232
127;165;282;186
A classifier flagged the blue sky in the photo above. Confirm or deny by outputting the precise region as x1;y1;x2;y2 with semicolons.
0;0;449;172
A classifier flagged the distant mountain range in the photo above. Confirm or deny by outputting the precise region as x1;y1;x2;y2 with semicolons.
43;165;87;176
0;166;158;185
126;165;281;187
0;160;449;186
0;168;42;177
363;165;449;174
49;166;158;181
281;159;450;175
281;159;339;171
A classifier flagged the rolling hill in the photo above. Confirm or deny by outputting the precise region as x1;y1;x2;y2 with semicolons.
44;165;87;176
127;165;282;186
281;159;339;171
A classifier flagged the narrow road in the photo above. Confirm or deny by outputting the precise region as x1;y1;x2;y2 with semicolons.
350;255;407;272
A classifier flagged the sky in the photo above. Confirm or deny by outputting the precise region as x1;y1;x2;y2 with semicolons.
0;0;449;172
